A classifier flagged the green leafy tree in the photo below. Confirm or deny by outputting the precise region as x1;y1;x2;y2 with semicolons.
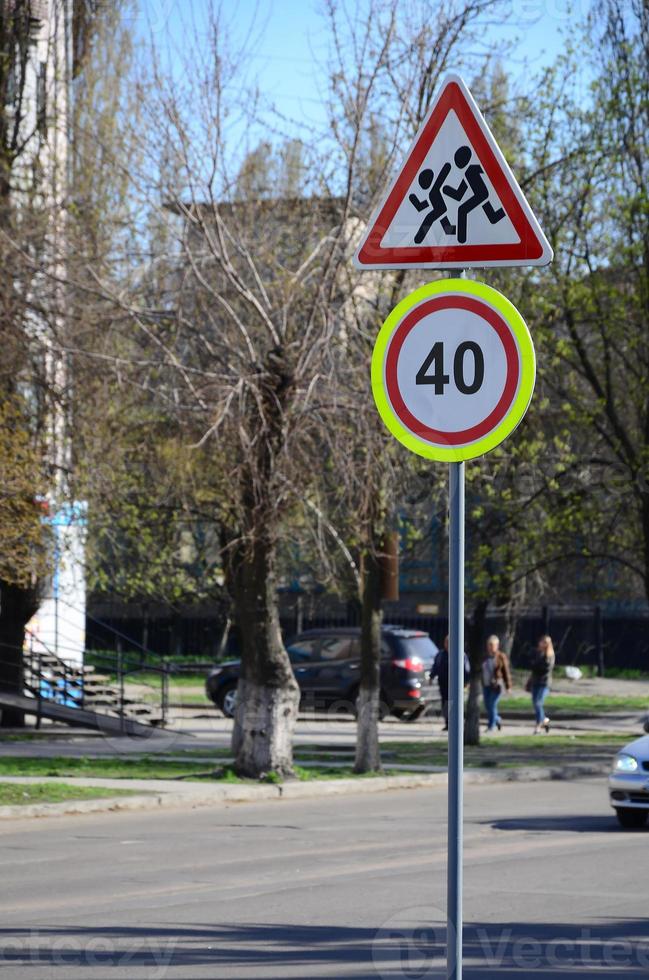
530;0;649;603
0;2;62;721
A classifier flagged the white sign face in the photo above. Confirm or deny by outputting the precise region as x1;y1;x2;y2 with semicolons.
372;280;536;462
355;74;553;269
380;110;518;252
395;305;509;432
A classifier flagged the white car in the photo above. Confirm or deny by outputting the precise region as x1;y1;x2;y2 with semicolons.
609;735;649;828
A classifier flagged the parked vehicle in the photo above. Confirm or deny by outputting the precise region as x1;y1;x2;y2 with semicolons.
609;734;649;828
205;626;439;721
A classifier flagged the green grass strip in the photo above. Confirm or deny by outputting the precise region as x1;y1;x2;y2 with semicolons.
0;782;140;806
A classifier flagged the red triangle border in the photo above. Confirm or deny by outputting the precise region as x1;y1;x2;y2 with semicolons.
356;80;548;267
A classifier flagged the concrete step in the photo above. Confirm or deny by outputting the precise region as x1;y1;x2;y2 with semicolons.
22;653;164;729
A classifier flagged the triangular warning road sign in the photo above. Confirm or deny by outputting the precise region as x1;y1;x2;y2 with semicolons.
354;74;552;270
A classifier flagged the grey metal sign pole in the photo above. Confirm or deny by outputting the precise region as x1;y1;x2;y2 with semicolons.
447;458;465;980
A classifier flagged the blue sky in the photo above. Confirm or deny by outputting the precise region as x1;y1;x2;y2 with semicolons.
135;0;583;142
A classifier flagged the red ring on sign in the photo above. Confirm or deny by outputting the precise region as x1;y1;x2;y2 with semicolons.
385;296;519;445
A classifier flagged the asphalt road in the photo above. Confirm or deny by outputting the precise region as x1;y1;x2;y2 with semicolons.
1;779;647;979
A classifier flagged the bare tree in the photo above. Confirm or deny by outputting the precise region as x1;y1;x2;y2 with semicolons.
74;3;388;777
72;0;529;773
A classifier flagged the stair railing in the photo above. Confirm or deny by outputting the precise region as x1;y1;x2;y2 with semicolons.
23;629;84;710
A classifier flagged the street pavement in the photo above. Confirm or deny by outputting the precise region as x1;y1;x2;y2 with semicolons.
0;779;647;978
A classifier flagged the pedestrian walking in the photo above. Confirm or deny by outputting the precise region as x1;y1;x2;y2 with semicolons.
527;634;555;734
430;634;470;732
481;635;512;732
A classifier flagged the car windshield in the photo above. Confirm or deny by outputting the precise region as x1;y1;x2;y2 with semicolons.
394;635;438;668
287;639;318;663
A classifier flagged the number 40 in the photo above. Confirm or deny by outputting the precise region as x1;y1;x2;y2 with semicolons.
415;341;484;395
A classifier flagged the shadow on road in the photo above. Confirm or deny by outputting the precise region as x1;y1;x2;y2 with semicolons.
1;918;649;977
488;814;647;834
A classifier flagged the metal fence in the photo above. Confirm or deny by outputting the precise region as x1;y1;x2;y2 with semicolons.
86;604;649;673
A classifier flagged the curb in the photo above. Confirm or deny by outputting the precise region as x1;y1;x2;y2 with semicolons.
0;763;608;821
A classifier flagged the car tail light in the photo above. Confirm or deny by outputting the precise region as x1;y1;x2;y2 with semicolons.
392;656;424;672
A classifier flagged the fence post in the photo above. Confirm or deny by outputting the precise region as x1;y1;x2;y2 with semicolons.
36;641;42;730
295;594;304;635
162;667;169;728
117;639;125;734
595;606;604;677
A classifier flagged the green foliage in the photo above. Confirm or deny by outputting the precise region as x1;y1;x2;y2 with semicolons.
524;0;649;599
81;410;226;603
0;396;51;588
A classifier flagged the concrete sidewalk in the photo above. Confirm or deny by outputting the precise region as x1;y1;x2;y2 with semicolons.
0;707;644;760
0;759;610;821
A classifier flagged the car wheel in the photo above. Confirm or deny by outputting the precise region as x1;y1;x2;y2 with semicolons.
615;807;649;829
392;704;427;722
217;681;238;719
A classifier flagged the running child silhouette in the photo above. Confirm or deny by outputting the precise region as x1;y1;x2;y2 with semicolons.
442;145;505;244
408;164;456;244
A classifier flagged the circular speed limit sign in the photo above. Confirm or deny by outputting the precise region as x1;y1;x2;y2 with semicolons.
371;279;536;462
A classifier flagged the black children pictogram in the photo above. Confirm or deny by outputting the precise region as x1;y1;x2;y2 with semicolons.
442;145;505;244
408;165;457;245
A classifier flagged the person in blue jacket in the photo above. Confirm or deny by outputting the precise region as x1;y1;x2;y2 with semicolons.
430;634;470;732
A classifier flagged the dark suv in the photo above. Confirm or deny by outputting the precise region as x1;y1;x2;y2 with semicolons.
205;626;439;721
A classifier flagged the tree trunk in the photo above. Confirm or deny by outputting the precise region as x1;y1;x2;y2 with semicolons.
227;529;299;779
464;599;488;746
354;545;382;774
500;577;525;660
0;580;40;727
500;612;517;658
642;495;649;606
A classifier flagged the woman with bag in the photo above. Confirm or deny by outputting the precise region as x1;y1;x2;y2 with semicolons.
528;634;555;734
482;635;512;733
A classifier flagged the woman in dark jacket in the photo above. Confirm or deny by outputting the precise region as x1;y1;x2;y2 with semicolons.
529;635;555;734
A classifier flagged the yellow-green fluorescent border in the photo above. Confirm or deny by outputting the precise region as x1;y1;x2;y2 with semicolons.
371;278;536;462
